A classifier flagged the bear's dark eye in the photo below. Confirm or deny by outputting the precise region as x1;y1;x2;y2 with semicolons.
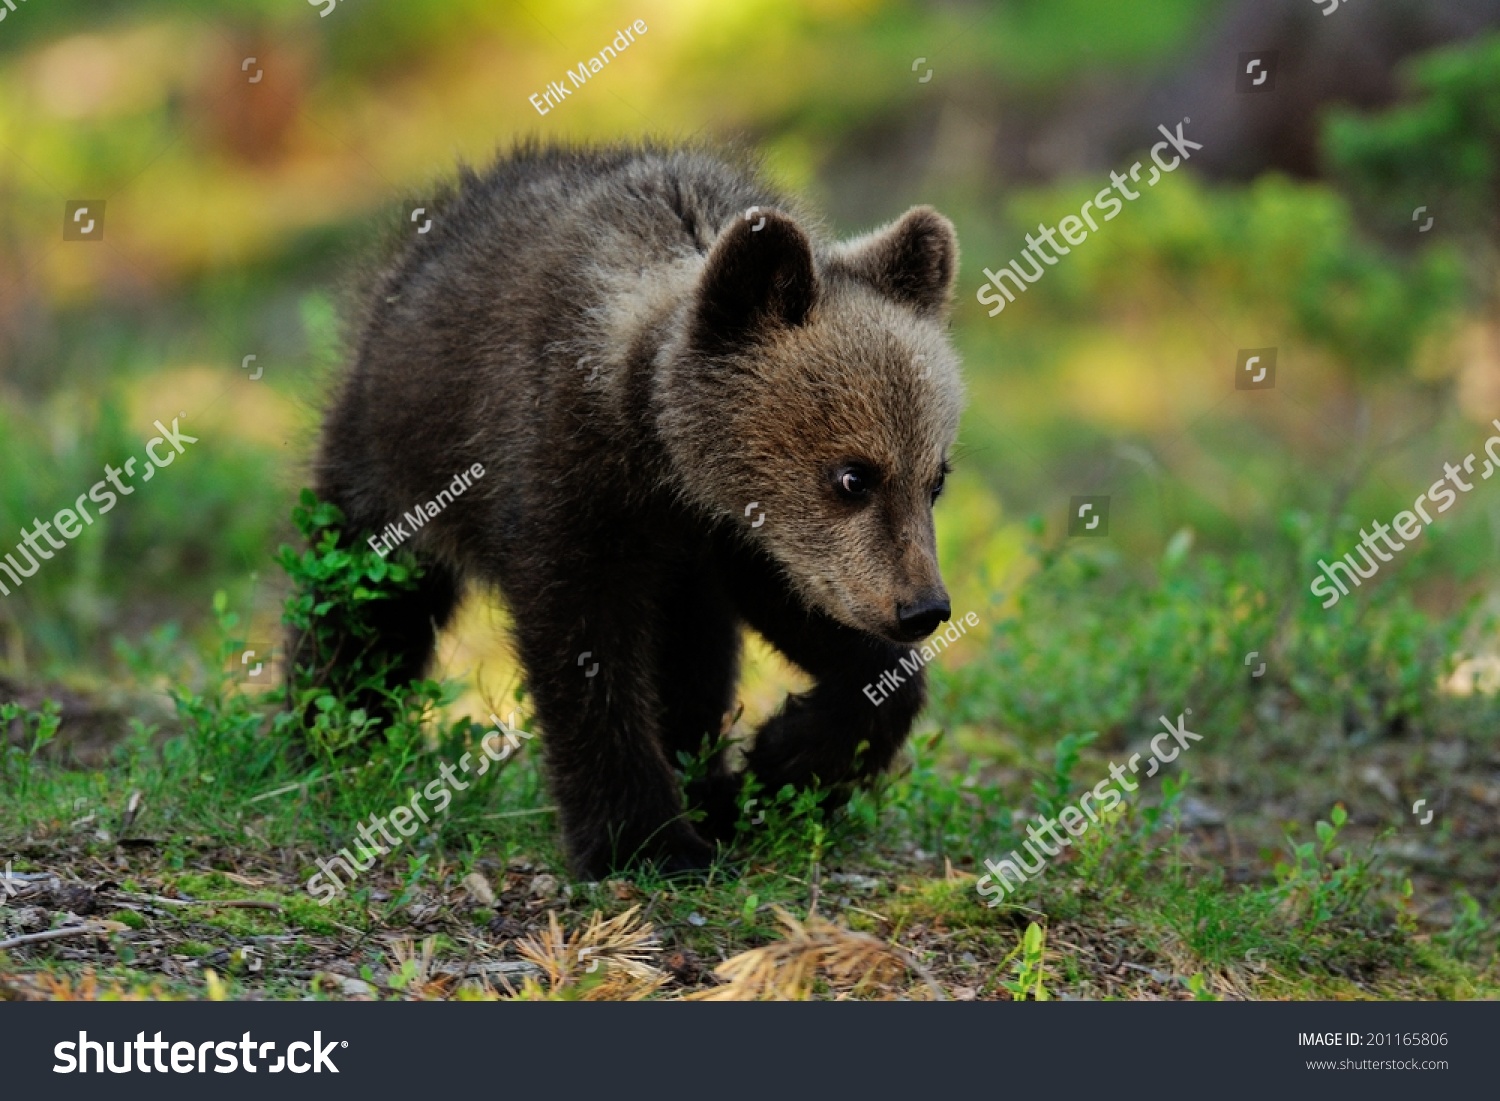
931;460;951;503
834;464;874;502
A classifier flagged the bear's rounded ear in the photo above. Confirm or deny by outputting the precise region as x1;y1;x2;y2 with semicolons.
691;210;818;356
830;206;958;318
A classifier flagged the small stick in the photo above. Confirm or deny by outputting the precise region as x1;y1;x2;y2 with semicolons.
120;790;144;833
0;925;111;951
247;767;362;803
465;806;558;821
888;940;947;1002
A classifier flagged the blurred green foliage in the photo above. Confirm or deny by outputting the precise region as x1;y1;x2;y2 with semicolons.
1328;33;1500;239
0;396;282;667
1005;172;1466;375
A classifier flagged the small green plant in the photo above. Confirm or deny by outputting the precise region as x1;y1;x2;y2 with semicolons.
865;729;1016;860
1273;804;1403;965
1437;889;1497;967
120;590;290;843
1276;804;1354;905
1032;729;1096;822
998;921;1051;1001
0;699;61;799
742;782;838;870
1185;972;1218;1002
268;490;534;832
383;854;431;924
276;489;436;759
1139;770;1190;835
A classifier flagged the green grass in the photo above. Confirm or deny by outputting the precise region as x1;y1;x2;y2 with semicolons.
3;526;1496;1000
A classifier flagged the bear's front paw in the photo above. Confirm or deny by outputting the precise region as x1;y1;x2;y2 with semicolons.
684;771;743;845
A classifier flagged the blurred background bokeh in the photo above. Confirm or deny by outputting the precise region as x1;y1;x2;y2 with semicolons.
2;0;1498;771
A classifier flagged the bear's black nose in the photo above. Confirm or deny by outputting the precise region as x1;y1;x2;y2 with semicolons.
895;594;951;640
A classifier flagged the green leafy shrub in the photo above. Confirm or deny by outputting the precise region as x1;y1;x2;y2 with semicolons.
1327;34;1500;238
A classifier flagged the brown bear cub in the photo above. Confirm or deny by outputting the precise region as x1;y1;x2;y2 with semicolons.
302;141;964;879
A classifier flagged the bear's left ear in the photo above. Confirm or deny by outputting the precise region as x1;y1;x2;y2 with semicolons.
830;206;958;318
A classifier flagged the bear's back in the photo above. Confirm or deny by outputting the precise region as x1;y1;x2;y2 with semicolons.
325;144;790;566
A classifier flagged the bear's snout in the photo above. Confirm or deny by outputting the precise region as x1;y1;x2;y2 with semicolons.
893;589;951;642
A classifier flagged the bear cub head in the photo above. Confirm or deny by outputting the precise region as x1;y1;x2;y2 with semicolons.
658;205;964;645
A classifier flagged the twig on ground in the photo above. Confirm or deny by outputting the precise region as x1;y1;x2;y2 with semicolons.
0;925;112;951
463;806;558;821
247;767;363;804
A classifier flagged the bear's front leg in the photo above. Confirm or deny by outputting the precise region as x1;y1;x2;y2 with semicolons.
652;560;744;845
510;560;715;880
724;554;926;803
743;626;925;803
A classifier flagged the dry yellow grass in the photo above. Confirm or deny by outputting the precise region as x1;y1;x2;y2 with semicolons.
513;905;666;1000
690;908;944;1001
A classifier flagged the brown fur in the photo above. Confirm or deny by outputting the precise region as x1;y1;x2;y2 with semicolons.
297;140;964;878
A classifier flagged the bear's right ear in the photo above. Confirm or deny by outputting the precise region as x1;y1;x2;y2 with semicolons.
691;211;818;356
